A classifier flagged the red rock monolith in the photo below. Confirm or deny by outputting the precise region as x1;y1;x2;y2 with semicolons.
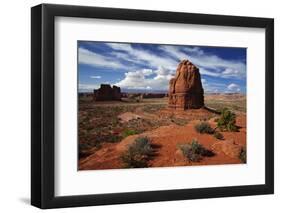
93;84;121;101
168;59;204;110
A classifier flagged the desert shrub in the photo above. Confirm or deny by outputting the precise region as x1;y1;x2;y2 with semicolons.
111;118;119;127
122;129;138;137
127;95;142;103
217;108;238;132
195;122;214;134
177;139;215;162
121;137;153;168
239;147;247;163
213;131;224;140
79;143;91;158
178;144;201;162
171;117;189;126
93;134;122;144
78;142;101;159
106;135;123;143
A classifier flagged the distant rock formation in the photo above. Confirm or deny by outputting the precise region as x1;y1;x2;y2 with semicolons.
121;93;167;99
142;93;167;99
93;84;121;101
168;59;204;110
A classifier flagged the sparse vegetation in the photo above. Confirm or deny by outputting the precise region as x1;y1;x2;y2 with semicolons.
177;139;215;162
121;137;154;168
195;122;214;134
79;94;246;169
204;94;246;113
142;104;166;113
213;131;224;140
239;147;247;163
79;103;170;156
217;108;238;132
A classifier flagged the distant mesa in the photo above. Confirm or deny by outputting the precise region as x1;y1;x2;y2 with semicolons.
169;59;204;110
93;84;121;101
142;93;167;99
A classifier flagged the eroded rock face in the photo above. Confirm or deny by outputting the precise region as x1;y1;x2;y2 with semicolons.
168;60;204;110
93;84;121;101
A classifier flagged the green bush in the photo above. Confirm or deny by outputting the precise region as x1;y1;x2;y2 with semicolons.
217;108;238;132
239;147;247;163
177;139;214;162
122;129;138;137
213;131;224;140
121;137;153;168
195;122;214;134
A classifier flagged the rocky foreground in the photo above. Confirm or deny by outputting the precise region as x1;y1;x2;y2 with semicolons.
79;108;246;170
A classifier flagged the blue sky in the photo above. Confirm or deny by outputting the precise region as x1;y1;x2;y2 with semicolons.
78;41;246;93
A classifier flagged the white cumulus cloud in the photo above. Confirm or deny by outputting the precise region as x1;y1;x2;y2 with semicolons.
90;75;101;79
159;45;246;79
115;67;174;90
227;83;241;92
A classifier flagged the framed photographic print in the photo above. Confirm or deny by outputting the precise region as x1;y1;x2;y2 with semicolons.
31;3;274;209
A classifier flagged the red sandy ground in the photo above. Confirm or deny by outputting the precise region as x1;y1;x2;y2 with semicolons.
79;108;246;170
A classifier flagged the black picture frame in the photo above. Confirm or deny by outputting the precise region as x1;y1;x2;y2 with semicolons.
31;3;274;209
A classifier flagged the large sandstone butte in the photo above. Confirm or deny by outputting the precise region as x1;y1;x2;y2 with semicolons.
93;84;121;101
169;59;204;110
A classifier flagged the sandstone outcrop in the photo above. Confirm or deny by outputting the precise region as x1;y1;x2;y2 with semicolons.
93;84;121;101
168;59;204;110
211;140;242;159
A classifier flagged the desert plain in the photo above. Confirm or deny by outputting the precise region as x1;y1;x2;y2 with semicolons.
78;93;246;170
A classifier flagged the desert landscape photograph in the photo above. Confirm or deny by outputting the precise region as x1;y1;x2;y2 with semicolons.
78;41;247;170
